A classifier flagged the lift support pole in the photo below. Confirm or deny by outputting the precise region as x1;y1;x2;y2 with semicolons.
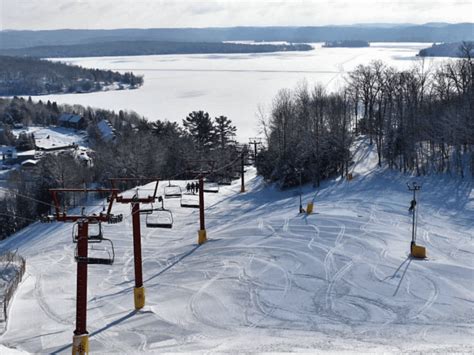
240;150;245;193
131;201;144;308
74;220;89;354
49;188;117;355
198;176;207;244
110;178;159;310
186;160;217;245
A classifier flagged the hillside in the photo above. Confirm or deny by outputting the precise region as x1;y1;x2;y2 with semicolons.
1;41;313;58
0;140;472;353
418;41;474;57
1;23;473;50
0;56;143;95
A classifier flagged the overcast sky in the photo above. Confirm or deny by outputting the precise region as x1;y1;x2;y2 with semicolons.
1;0;472;30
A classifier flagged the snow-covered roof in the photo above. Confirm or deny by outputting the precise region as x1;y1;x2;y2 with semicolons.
59;113;82;123
21;159;39;166
17;150;36;157
97;119;116;142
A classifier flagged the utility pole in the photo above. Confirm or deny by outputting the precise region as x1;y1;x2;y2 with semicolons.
49;188;118;355
407;182;426;258
248;137;262;165
110;178;160;310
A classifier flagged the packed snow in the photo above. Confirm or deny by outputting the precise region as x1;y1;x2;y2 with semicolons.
12;126;88;150
0;141;472;353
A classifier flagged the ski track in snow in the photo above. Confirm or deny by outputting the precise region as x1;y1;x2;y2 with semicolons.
0;141;473;353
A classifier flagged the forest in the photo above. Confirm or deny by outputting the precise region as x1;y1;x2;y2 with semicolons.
258;47;473;187
418;41;474;58
0;98;239;239
1;41;312;58
0;56;143;95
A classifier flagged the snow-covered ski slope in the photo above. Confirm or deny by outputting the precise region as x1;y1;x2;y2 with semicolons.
0;140;473;353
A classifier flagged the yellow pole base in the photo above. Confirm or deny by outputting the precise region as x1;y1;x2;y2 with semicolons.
306;202;314;215
72;334;89;355
198;229;207;245
134;286;145;310
411;244;427;259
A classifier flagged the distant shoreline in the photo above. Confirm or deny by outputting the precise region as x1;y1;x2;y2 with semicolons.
1;41;313;59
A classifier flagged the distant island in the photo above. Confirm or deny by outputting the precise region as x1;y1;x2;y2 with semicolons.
2;41;313;58
418;41;474;57
0;56;143;96
323;40;370;48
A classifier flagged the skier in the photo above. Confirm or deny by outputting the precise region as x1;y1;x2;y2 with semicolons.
190;182;195;194
186;182;191;193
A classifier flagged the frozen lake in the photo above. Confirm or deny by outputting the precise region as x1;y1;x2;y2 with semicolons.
37;43;447;141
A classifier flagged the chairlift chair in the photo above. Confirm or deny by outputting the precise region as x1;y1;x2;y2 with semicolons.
74;238;115;265
146;208;173;228
108;213;123;224
203;181;219;193
139;202;155;215
218;177;232;186
72;220;103;243
180;193;200;208
164;185;182;199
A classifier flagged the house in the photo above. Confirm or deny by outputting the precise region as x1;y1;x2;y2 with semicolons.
0;146;17;161
59;113;86;130
97;119;116;142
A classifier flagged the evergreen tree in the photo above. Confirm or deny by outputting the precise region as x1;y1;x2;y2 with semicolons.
183;111;215;154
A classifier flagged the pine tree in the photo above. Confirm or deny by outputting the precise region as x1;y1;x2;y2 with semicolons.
183;111;215;154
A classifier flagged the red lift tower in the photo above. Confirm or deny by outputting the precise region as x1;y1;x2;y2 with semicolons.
185;160;217;245
109;178;159;310
49;188;119;355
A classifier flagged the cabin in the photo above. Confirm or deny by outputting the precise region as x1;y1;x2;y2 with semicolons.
59;113;86;130
97;119;116;142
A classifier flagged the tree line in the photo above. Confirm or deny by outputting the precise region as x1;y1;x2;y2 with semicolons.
0;97;239;240
258;51;473;187
0;56;143;96
2;42;312;59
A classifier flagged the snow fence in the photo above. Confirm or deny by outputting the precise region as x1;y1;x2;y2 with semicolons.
0;251;26;333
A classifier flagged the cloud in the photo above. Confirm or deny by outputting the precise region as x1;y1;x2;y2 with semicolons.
0;0;472;30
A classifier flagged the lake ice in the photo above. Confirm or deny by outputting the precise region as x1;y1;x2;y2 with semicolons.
38;43;447;141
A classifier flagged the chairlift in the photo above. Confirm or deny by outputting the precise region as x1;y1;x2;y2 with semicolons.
218;177;232;186
180;193;200;208
108;213;123;224
75;238;115;265
164;185;182;199
146;208;173;228
72;220;103;243
203;181;219;193
139;202;155;215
